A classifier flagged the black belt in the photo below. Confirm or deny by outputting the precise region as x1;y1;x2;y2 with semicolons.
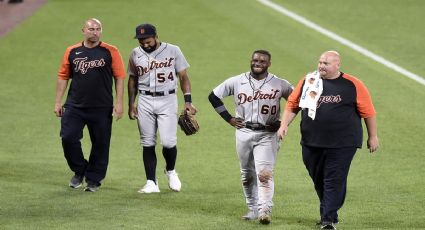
139;89;175;97
245;121;280;132
245;122;266;131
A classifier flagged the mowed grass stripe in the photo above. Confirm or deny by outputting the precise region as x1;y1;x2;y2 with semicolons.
258;0;425;86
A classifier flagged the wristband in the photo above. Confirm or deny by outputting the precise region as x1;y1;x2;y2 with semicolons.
184;94;192;103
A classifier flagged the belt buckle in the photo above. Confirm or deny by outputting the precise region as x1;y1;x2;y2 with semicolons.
246;123;264;130
249;123;260;129
152;92;157;97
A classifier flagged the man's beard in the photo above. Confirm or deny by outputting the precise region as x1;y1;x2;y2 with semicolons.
250;65;267;76
141;41;157;53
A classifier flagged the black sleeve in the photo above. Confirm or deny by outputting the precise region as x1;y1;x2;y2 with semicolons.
208;91;232;122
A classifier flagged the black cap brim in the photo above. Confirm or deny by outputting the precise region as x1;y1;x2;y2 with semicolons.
134;34;155;39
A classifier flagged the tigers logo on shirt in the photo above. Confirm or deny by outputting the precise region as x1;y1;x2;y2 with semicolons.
317;95;342;108
73;57;106;74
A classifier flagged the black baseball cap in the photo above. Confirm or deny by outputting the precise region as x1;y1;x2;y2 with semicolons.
134;23;157;39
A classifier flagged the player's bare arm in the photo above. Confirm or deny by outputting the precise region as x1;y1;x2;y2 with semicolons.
277;109;298;140
364;116;379;153
177;69;197;114
127;74;138;120
113;78;124;120
54;79;68;117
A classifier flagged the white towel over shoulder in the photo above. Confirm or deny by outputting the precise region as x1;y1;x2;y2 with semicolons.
299;71;323;120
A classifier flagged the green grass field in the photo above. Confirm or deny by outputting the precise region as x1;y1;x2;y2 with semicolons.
1;0;424;229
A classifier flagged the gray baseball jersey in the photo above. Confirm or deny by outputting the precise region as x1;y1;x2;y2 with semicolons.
128;42;189;147
212;72;293;216
212;72;293;127
128;42;189;92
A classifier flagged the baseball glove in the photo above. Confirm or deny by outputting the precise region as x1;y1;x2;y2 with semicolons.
178;110;199;135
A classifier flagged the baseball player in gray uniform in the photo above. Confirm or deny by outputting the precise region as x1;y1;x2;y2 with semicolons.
208;50;293;224
128;23;196;193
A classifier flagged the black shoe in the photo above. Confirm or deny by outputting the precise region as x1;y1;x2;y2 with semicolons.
317;219;339;226
84;181;100;192
320;222;336;230
69;174;83;188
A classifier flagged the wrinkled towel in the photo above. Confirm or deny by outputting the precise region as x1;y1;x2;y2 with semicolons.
299;71;323;120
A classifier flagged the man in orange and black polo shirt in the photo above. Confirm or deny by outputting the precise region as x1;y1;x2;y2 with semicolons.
278;51;379;229
54;18;125;192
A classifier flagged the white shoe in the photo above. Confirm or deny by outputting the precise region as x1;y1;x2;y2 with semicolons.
164;169;181;192
138;180;160;193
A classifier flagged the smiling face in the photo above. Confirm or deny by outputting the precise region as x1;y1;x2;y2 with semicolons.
318;51;341;79
250;52;271;78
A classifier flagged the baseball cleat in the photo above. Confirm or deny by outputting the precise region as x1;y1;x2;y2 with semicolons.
241;210;258;221
258;207;272;225
259;214;271;225
138;180;160;194
164;169;181;192
69;174;83;189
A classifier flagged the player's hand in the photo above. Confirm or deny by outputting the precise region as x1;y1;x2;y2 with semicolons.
229;117;245;129
277;125;288;140
184;103;197;115
367;135;379;153
128;105;138;120
113;102;123;121
54;103;64;117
